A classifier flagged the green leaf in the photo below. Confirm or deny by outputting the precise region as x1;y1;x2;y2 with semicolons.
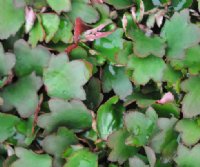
11;147;52;167
47;0;71;14
104;0;133;9
131;29;165;58
115;41;133;65
102;65;133;100
124;12;165;58
93;28;125;63
172;0;193;10
25;0;48;9
41;13;60;43
107;129;138;164
161;10;200;60
0;113;19;142
28;16;45;47
42;127;78;157
64;149;98;167
125;91;158;108
163;65;182;86
0;0;24;39
127;54;166;85
44;53;92;100
68;0;99;24
175;119;200;146
0;73;42;118
37;99;92;133
124;108;158;147
175;144;200;167
152;103;180;118
150;118;178;159
0;42;15;86
85;77;103;110
53;17;73;44
15;117;38;146
14;39;51;77
171;45;200;75
70;46;88;60
129;156;149;167
93;3;111;26
181;76;200;118
97;96;124;140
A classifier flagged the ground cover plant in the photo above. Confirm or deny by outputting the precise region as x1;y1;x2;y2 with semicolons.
0;0;200;166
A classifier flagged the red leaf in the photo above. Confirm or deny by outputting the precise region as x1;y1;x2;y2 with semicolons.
74;17;89;43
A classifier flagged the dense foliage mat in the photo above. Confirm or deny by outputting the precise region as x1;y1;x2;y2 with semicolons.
0;0;200;166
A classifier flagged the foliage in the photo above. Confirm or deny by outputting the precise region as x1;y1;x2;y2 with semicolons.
0;0;199;166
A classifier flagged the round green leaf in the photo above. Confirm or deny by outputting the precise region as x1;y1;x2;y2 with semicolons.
64;149;98;167
161;9;200;60
175;119;200;146
171;45;200;75
102;65;133;100
107;129;138;164
124;108;158;147
93;28;125;63
14;39;51;77
47;0;71;14
37;99;92;133
127;54;166;85
0;0;24;39
181;76;200;118
42;127;78;157
129;156;149;167
0;73;42;118
0;42;15;81
68;0;99;24
175;144;200;167
150;118;178;158
11;147;52;167
44;53;92;100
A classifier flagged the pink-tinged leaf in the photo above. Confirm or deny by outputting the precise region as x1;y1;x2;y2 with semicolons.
25;6;36;33
131;7;137;22
156;92;174;104
90;0;104;4
82;23;115;41
122;15;128;31
155;10;165;28
138;0;145;22
131;0;144;23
